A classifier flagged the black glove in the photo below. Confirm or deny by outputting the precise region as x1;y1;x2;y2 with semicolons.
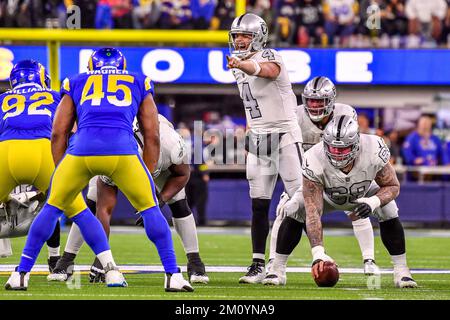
353;203;372;219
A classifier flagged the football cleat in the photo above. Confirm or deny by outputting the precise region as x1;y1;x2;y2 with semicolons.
47;258;74;282
239;262;266;284
187;261;209;284
394;267;417;288
364;259;380;276
5;268;29;291
262;272;286;286
265;259;274;274
89;258;105;283
165;269;194;292
47;256;61;273
104;263;128;287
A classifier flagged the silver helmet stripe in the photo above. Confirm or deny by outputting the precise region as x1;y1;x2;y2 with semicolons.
236;13;247;27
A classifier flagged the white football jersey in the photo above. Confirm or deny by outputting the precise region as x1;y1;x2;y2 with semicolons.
302;134;390;211
297;103;357;152
231;48;299;134
135;115;188;178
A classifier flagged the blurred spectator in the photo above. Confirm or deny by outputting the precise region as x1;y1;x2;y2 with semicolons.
111;0;133;28
380;0;408;48
0;0;32;27
274;0;301;46
211;0;234;30
297;0;324;46
247;0;271;25
158;0;192;29
132;0;161;29
95;0;113;28
191;0;216;29
441;0;450;46
358;113;376;134
402;115;445;166
323;0;359;46
405;0;447;48
73;0;98;28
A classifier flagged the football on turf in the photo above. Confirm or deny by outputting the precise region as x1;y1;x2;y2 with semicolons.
313;261;339;287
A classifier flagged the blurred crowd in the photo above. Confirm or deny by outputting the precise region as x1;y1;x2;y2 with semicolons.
2;0;450;48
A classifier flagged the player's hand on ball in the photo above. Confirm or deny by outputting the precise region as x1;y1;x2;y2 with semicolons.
311;245;334;279
226;55;241;70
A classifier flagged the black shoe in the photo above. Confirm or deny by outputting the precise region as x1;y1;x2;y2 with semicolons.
48;256;61;273
89;258;105;283
47;257;74;282
238;262;266;284
187;261;209;284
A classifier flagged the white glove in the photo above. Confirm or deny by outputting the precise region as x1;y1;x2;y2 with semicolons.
311;246;334;264
275;192;290;218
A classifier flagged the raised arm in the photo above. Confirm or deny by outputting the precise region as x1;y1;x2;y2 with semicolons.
226;56;280;80
137;94;160;173
51;94;76;165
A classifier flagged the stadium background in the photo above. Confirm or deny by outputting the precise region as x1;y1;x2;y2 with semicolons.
1;0;450;229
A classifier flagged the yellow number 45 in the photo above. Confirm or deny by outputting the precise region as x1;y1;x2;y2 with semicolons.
80;75;134;107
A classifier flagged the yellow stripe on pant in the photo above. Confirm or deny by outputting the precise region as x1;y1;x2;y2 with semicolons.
0;138;86;217
48;154;157;218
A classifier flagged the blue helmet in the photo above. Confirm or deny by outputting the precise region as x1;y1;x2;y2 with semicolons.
9;59;48;89
88;48;127;71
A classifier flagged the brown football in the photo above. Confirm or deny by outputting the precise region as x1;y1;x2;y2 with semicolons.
313;261;339;287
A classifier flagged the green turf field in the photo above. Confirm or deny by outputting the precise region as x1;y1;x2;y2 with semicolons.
1;229;450;300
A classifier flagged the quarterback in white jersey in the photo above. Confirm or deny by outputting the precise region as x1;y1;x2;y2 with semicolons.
227;13;303;284
49;115;209;285
299;116;416;288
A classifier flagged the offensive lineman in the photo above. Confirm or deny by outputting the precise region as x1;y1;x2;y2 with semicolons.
226;13;303;283
266;77;378;284
49;115;209;284
269;115;417;288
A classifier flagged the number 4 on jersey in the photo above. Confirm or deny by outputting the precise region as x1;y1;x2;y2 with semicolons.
242;82;262;119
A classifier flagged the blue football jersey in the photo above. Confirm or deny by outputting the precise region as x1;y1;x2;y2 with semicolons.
0;84;59;142
61;69;154;156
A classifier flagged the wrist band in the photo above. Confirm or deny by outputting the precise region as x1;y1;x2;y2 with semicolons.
250;60;261;76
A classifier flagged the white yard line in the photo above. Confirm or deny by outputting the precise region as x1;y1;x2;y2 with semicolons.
1;265;450;274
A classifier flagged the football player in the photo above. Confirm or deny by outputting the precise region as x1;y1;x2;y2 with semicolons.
49;115;209;284
268;115;417;288
226;13;304;284
0;60;65;272
265;77;378;284
5;48;193;292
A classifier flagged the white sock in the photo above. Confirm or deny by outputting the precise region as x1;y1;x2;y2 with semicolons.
47;246;60;257
97;250;116;269
273;252;289;272
172;214;199;254
352;218;375;261
64;223;85;255
269;215;283;261
253;253;265;261
391;253;408;269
